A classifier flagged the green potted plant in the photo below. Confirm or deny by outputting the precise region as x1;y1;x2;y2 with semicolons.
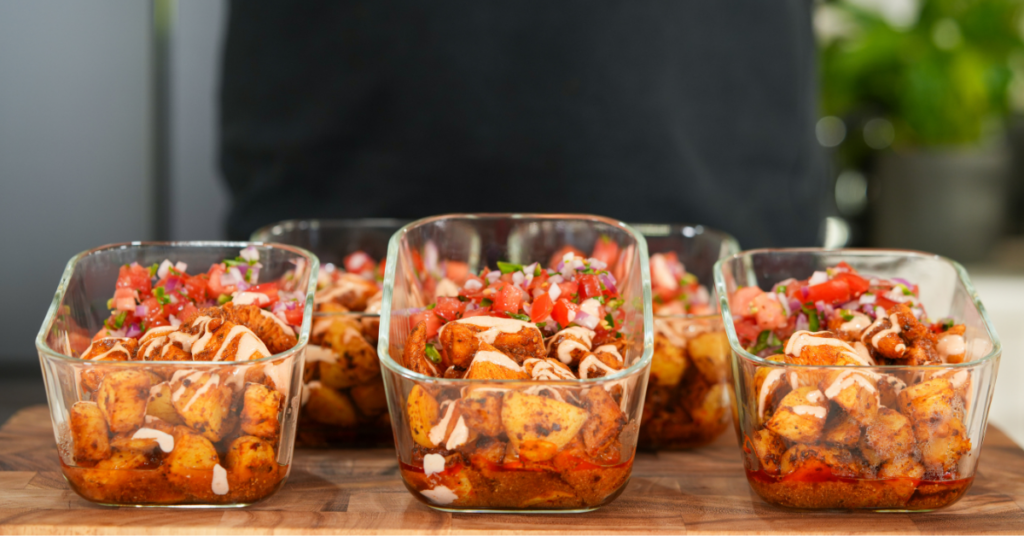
818;0;1024;261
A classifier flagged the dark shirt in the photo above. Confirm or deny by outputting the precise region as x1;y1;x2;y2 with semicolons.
221;0;827;247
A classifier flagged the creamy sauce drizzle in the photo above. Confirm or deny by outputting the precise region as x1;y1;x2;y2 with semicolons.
469;350;523;373
578;354;618;379
758;369;786;421
792;405;827;419
428;402;457;446
421;485;458;505
132;427;174;452
211;464;229;495
595;344;623;363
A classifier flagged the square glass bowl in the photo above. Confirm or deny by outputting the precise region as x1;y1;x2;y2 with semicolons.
378;214;654;512
633;224;739;449
36;242;318;506
714;249;1000;511
252;219;406;447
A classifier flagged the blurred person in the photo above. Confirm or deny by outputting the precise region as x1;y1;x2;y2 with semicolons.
220;1;827;247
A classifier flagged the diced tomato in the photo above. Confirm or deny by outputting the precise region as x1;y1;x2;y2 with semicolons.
530;293;553;323
734;318;763;343
833;272;869;298
249;282;280;306
875;296;899;312
805;278;851;305
551;299;580;328
283;308;303;326
445;261;471;284
577;275;603;302
206;264;232;297
557;281;579;300
168;302;198;324
433;296;466;322
462;307;492;318
528;271;549;292
376;258;387;280
548;245;585;269
730;287;764;318
411;250;425;275
751;293;787;330
591;236;620;266
113;287;137;312
139;296;165;325
492;284;523;315
343;252;376;275
116;263;152;297
412;310;444;340
181;274;209;303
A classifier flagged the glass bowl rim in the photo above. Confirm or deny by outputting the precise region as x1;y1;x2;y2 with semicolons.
250;217;411;241
712;247;1002;370
377;212;655;385
35;240;320;367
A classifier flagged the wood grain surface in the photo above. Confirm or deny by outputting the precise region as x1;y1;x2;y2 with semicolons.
0;405;1022;534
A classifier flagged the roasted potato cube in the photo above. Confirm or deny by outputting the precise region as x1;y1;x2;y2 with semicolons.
689;331;730;383
464;343;529;381
577;351;623;380
71;401;111;464
146;382;183;424
823;412;862;448
402;321;440;376
898;377;971;475
523;358;577;380
207;303;297;354
316;272;379;311
171;371;236;442
163;425;220;492
457;390;503;437
765;386;828;444
780;444;865;479
878;455;925;480
226;435;279;493
918;418;971;476
407;385;440;448
548;327;595;366
501;391;589;450
94;448;151;470
320;321;379;388
864;407;915;462
97;370;151;433
351;381;388;417
691;383;729;431
820;370;879;426
304;383;358;427
192;322;270;362
786;334;861;366
240;382;282;441
749;428;787;475
519;440;559;462
580;387;626;456
439;322;481;368
81;337;138;361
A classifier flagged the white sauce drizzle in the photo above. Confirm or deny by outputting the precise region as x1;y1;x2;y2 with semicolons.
423;453;446;476
805;390;825;403
792;405;827;419
523;358;577;381
83;339;133;361
840;312;872;334
786;331;872;365
469;350;523;373
421;485;458;505
758;369;785;421
823;370;878;400
595;344;623;363
445;417;470;450
211;464;229;495
578;354;618;379
937;334;966;360
428;402;457;446
304;344;340;364
132;427;174;452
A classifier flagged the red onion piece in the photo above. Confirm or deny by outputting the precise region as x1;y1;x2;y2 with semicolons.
134;305;148;317
573;310;599;330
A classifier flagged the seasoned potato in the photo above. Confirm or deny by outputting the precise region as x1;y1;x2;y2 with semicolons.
304;383;358;427
321;321;379;388
207;303;297;354
864;407;915;462
407;385;440;448
465;343;529;381
548;327;595;366
765;386;828;444
898;377;970;475
820;370;879;426
81;337;138;361
688;331;730;383
749;428;787;475
691;383;729;431
94;448;152;470
786;334;860;366
580;387;626;456
146;382;183;425
225;435;279;492
71;401;111;464
97;370;152;433
501;391;589;450
650;334;685;388
458;391;503;437
171;371;236;442
439;322;482;368
878;455;925;480
240;383;282;441
519;440;559;462
823;412;861;448
192;322;270;362
316;272;379;311
163;425;219;491
402;321;439;376
351;381;388;417
780;444;865;479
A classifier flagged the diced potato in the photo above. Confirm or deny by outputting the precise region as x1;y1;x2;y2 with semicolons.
240;382;282;441
439;322;481;368
823;413;861;448
146;382;183;425
97;370;151;433
688;331;730;383
304;384;358;427
71;401;111;464
780;444;864;479
819;370;879;426
407;385;440;448
94;448;151;470
225;435;279;491
765;386;828;444
519;440;559;462
580;388;626;456
501;391;589;450
163;425;219;491
650;334;687;388
547;328;594;366
212;303;297;354
81;337;138;361
691;383;729;431
351;381;388;417
402;321;439;376
786;335;860;366
749;428;786;475
171;371;236;442
464;343;529;381
457;390;503;437
864;407;915;462
878;455;925;480
321;321;379;388
898;377;971;475
918;419;971;476
489;326;546;363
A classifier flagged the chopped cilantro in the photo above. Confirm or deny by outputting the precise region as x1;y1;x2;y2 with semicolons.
481;298;493;307
604;313;615;328
534;265;543;277
244;267;253;283
509;313;530;322
594;295;606;304
748;330;771;353
425;344;442;364
497;261;523;274
113;311;127;329
457;295;468;302
776;285;787;294
426;303;436;310
217;294;232;305
153;286;171;305
606;298;624;310
839;309;854;322
615;332;622;339
536;322;546;329
147;263;159;277
106;298;115;310
900;285;914;296
681;273;697;286
802;303;820;332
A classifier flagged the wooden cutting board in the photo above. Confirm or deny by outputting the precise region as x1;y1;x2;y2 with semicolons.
0;405;1022;534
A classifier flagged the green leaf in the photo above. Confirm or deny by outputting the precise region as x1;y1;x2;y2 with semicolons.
802;304;820;332
840;309;855;322
497;261;523;274
426;303;436;310
604;313;615;328
615;332;622;339
593;295;606;304
536;322;546;329
508;313;530;322
425;344;442;364
456;295;468;302
748;330;771;353
153;286;171;305
114;311;127;329
481;298;493;307
148;263;159;277
534;265;542;277
217;294;232;305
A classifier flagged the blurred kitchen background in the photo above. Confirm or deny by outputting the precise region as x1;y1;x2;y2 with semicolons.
2;0;1024;442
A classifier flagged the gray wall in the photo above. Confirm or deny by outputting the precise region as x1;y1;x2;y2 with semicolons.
0;1;155;364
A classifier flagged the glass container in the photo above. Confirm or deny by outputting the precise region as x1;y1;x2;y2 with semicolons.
378;214;654;513
714;249;1000;511
36;242;318;506
252;219;405;447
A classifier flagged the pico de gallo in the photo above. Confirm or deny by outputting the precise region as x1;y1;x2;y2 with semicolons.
649;251;712;316
94;246;305;341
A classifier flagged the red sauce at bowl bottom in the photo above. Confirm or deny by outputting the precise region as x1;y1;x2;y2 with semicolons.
745;468;973;510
